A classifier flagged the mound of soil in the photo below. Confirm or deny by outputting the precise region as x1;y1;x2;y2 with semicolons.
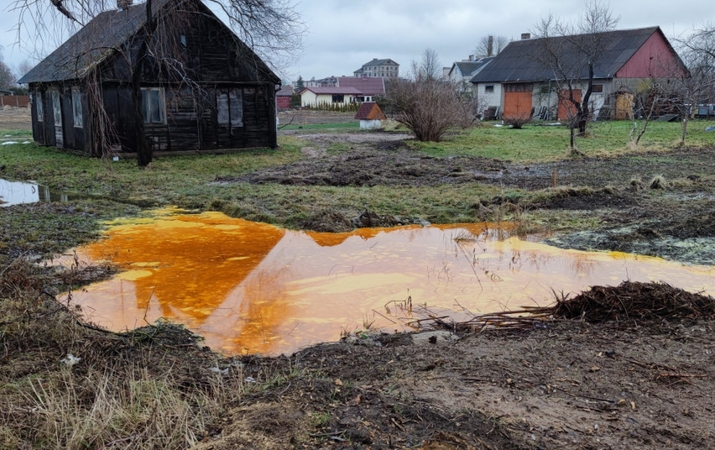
219;149;506;187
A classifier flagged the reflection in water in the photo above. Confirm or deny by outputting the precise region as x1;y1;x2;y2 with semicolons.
58;211;715;356
0;178;70;207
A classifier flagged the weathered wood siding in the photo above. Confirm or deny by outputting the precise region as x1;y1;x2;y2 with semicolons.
29;0;278;156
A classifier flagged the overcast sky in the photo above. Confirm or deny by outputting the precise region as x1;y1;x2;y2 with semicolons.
1;0;712;82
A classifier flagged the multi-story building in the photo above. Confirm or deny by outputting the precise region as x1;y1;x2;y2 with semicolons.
353;58;400;78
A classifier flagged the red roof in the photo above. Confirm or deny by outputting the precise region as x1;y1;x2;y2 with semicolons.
337;77;386;96
299;87;362;95
354;102;387;120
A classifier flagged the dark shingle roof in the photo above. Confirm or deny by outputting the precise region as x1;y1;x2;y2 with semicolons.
362;58;398;68
276;85;294;96
471;27;663;84
18;0;279;85
19;0;173;84
451;57;494;78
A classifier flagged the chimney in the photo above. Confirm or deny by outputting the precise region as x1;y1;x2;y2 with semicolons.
117;0;133;10
469;55;474;61
521;33;531;40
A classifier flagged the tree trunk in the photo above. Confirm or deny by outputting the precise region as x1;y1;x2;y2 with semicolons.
132;0;156;168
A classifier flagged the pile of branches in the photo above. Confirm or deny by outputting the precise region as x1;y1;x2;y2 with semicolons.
428;281;715;332
552;281;715;323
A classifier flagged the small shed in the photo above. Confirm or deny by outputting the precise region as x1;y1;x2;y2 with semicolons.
276;85;294;110
354;102;386;130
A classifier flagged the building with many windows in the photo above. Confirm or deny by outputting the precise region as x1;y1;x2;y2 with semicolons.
353;58;399;78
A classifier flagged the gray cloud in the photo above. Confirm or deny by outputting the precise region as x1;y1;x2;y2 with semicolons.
2;0;711;81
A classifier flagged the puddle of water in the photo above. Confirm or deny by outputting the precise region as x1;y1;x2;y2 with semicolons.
0;179;70;207
56;210;715;356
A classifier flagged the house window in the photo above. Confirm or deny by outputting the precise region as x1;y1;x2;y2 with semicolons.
51;90;61;126
35;92;43;122
332;94;344;103
180;34;187;47
72;87;83;128
485;85;495;93
592;84;604;93
217;88;243;127
141;87;165;124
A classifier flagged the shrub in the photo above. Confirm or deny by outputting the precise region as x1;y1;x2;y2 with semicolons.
381;77;475;142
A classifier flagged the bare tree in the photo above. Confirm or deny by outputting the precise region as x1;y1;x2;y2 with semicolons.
532;0;619;145
670;26;715;143
13;0;304;166
413;48;442;81
474;35;508;58
0;61;15;90
17;60;34;79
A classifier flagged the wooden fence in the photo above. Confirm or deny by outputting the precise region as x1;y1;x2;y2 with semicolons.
0;96;30;107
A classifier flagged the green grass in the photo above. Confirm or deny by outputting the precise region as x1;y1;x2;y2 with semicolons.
0;119;712;238
0;130;33;139
412;120;715;162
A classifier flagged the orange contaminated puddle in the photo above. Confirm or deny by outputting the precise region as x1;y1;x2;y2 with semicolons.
57;210;715;356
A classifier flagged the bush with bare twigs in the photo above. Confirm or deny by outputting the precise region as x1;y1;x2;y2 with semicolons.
382;77;475;142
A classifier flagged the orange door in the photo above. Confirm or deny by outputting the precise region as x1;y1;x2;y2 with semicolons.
503;91;533;120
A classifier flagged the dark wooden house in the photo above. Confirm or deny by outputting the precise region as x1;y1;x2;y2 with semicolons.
18;0;280;156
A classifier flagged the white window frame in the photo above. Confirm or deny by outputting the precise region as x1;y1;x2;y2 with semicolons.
140;87;166;124
51;90;62;126
217;88;243;127
72;87;83;128
35;91;43;122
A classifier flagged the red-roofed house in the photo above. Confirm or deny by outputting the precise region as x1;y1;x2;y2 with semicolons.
298;87;362;107
354;102;387;130
337;77;386;102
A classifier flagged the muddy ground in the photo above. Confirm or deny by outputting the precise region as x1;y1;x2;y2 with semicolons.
0;105;31;131
233;124;715;266
202;123;715;448
3;110;715;449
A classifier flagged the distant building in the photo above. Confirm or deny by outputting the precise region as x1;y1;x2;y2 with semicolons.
336;77;385;102
353;58;399;78
297;87;362;107
276;85;294;110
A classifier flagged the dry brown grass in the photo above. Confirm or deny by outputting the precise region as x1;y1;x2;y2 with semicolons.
0;258;249;449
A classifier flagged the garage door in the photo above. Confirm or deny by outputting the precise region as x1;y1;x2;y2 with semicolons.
503;83;533;120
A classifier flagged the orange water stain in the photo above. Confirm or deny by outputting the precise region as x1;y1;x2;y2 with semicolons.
58;210;715;356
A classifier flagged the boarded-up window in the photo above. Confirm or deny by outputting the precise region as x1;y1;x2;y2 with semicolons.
217;89;243;127
72;87;83;128
35;92;43;122
141;87;165;124
52;90;61;126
